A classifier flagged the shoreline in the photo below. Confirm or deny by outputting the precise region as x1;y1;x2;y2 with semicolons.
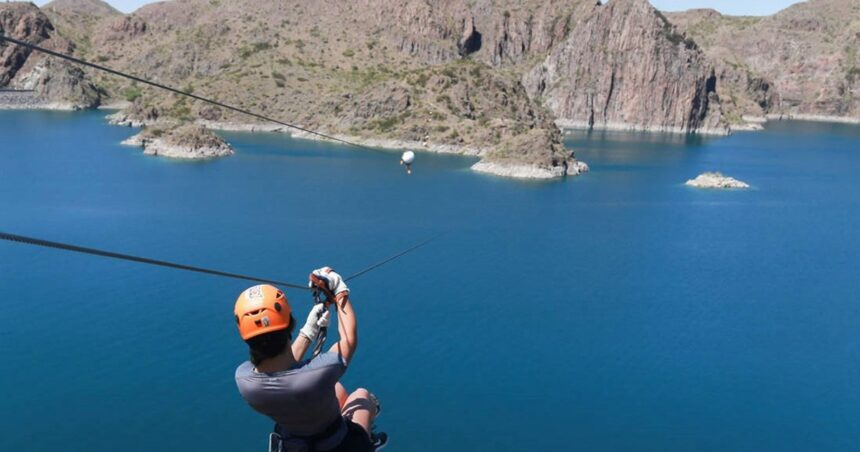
197;120;485;157
765;113;860;125
557;114;860;136
196;122;591;179
555;119;731;136
6;104;859;178
0;91;86;111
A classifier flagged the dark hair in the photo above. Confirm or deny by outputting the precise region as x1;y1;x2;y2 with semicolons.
246;314;296;366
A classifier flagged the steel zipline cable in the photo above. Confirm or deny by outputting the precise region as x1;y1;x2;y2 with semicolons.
345;234;440;281
0;231;438;290
0;35;378;152
0;231;309;290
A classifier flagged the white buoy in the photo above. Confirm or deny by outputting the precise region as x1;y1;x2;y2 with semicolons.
400;151;415;174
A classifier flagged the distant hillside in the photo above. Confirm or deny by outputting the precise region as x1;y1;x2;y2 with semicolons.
669;0;860;122
44;0;119;17
42;0;122;59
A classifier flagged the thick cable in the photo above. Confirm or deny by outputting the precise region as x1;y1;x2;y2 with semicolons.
345;234;442;281
0;231;309;290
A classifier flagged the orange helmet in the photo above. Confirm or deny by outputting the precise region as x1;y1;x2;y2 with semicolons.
234;285;291;340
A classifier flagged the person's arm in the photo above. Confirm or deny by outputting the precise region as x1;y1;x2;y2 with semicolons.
329;291;358;364
292;334;312;361
292;303;329;361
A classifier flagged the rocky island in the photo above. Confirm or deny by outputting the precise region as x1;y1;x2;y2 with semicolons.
2;0;859;177
686;172;750;189
122;124;234;159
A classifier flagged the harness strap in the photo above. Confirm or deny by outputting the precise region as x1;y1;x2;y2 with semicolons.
273;416;347;452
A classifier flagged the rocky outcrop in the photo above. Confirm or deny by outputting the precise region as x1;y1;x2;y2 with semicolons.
472;159;589;179
107;97;160;127
668;0;860;123
123;124;234;159
0;3;101;109
97;15;147;43
523;0;727;135
686;172;749;189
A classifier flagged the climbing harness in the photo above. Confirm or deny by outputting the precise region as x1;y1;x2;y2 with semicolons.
310;287;329;358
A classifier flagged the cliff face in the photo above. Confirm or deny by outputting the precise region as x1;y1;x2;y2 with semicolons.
0;3;101;109
669;0;860;121
345;0;727;133
523;0;725;134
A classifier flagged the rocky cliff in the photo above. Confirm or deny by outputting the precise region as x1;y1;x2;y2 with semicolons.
668;0;860;123
0;2;101;109
522;0;726;134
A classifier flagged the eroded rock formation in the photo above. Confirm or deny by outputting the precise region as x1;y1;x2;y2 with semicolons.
0;3;101;109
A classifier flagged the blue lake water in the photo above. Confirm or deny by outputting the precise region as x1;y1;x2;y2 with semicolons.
1;110;859;451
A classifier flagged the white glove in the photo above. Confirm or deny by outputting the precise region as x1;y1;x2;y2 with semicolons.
309;267;350;296
299;303;331;341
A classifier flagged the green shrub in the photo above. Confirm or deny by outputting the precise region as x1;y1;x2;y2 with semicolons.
123;85;142;102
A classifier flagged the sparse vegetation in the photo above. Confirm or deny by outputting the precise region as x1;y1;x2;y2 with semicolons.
123;85;142;102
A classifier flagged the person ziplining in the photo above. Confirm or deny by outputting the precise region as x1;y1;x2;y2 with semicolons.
234;268;387;451
400;151;415;175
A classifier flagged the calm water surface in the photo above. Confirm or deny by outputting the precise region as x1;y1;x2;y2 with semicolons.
1;111;859;450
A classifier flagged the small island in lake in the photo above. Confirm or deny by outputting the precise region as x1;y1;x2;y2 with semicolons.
122;124;234;160
686;172;750;189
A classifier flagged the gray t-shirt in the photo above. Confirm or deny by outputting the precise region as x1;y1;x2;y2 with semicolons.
235;352;347;437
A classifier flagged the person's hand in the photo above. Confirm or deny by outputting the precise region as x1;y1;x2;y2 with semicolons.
299;303;330;342
308;267;350;296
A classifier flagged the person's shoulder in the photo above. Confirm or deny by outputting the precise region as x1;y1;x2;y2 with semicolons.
306;352;347;370
234;361;255;380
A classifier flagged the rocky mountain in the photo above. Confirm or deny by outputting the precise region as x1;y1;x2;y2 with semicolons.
0;2;101;109
4;0;856;175
668;0;860;122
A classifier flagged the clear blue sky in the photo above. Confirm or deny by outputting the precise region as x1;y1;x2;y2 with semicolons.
651;0;804;15
34;0;805;16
